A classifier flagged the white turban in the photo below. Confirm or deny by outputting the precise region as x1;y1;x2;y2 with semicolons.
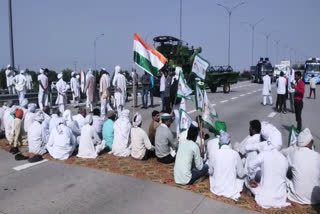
297;128;313;147
87;69;93;75
101;68;106;71
132;112;142;127
58;73;63;79
39;68;44;74
28;103;37;113
71;72;75;76
20;98;28;108
115;65;121;74
34;111;45;123
7;65;11;68
260;121;282;151
219;131;231;145
85;114;93;125
76;75;80;79
20;70;25;74
120;109;130;119
55;118;66;134
191;121;199;128
62;109;73;122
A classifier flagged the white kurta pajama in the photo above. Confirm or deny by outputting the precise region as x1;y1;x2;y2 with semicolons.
72;114;86;129
70;77;80;105
28;113;46;155
262;75;272;105
100;73;111;116
38;72;49;110
5;68;15;94
77;123;105;159
85;71;96;112
112;66;127;112
130;127;154;160
111;109;131;157
55;78;69;114
248;149;290;209
14;73;27;106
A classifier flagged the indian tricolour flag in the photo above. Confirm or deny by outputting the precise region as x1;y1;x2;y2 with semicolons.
133;33;167;76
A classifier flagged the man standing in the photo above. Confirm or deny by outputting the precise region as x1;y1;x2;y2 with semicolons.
55;73;69;114
85;69;96;112
159;70;167;112
292;71;305;131
14;70;27;106
38;68;49;110
132;67;139;108
164;71;173;113
288;69;296;112
25;70;33;92
155;113;177;164
262;73;272;105
100;69;111;116
5;65;15;94
140;71;151;109
70;72;80;106
308;74;316;99
276;71;287;113
112;66;127;112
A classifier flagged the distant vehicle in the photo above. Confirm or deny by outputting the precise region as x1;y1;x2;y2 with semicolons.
304;58;320;84
251;57;273;83
273;61;291;82
206;66;239;93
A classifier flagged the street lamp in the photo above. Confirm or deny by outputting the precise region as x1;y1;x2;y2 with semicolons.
8;0;15;69
263;31;276;57
217;2;245;66
94;33;104;70
243;18;263;66
180;0;182;41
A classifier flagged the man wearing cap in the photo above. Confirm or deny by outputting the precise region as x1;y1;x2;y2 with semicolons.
14;70;27;106
112;66;127;112
55;73;69;114
23;103;37;134
148;110;160;146
102;110;116;151
208;131;245;201
155;113;177;164
85;69;96;112
38;68;49;110
262;72;272;105
100;68;112;116
70;71;80;106
9;108;28;154
131;113;154;160
28;111;47;156
46;118;76;160
247;130;289;209
77;114;105;159
72;107;86;129
286;128;320;205
5;65;16;94
174;122;208;185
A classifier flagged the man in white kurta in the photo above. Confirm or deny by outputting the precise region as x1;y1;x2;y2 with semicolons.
49;108;61;133
70;72;80;106
23;103;37;134
14;70;27;106
28;111;47;155
0;103;9;134
72;107;87;129
85;69;96;112
63;109;81;139
100;69;111;117
46;118;76;160
247;144;290;209
55;73;69;114
26;70;33;91
38;68;49;110
111;109;131;157
286;128;320;205
130;113;154;160
77;115;105;159
92;108;104;138
5;65;15;94
112;66;127;112
262;73;272;105
208;131;245;201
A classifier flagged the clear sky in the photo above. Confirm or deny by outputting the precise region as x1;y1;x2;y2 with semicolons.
0;0;319;73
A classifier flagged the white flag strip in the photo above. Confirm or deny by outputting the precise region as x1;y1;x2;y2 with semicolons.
179;109;193;132
202;90;218;132
288;125;299;146
204;90;218;118
195;82;204;112
177;71;193;100
192;55;210;80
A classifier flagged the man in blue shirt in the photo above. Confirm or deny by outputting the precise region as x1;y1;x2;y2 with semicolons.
102;111;116;151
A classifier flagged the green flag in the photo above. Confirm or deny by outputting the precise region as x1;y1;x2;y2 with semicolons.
191;55;210;80
177;71;193;100
195;82;204;112
179;109;192;132
288;125;299;146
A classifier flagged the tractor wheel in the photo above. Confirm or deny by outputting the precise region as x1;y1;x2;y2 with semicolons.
210;85;217;93
223;83;230;94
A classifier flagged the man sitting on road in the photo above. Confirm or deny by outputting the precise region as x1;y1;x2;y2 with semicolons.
208;131;245;201
23;103;37;134
174;122;208;185
77;115;105;159
155;113;177;164
72;107;87;129
49;107;61;133
102;111;116;151
92;108;104;139
148;110;160;146
286;128;320;205
131;113;155;160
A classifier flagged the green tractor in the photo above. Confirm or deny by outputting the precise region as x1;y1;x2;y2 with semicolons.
153;36;239;94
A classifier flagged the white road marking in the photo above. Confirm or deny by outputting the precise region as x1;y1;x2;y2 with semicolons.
187;109;197;114
268;112;277;118
240;94;246;97
212;104;216;106
247;92;252;95
231;97;238;100
220;100;229;103
13;159;48;171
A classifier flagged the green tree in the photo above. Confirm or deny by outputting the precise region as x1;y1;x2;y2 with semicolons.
0;68;7;89
61;68;73;82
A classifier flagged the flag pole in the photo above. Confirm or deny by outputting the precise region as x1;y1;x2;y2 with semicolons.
197;116;205;158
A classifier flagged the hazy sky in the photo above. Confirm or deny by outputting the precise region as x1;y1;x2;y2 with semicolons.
0;0;319;72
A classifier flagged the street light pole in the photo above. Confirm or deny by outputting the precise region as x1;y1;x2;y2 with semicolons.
264;32;273;57
244;18;263;66
93;33;104;70
180;0;182;41
8;0;15;69
217;2;245;66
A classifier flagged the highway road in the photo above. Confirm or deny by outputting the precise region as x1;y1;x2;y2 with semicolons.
0;80;319;214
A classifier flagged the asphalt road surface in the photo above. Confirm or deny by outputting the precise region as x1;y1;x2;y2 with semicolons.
0;80;318;214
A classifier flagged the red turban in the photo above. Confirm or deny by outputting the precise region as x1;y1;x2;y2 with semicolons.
15;109;24;119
